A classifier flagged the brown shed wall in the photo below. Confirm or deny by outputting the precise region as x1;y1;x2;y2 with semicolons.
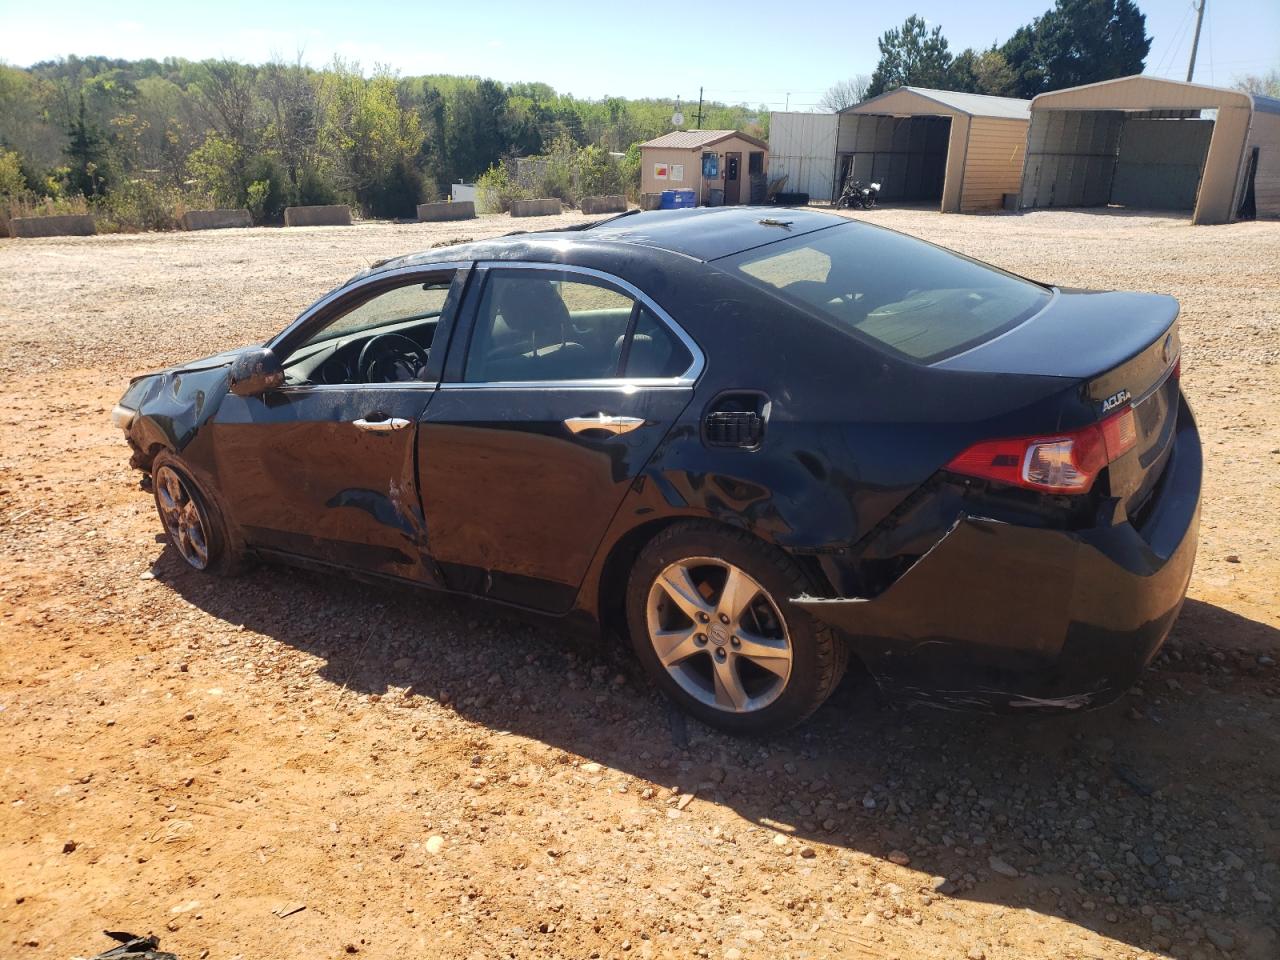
1247;110;1280;218
959;118;1029;211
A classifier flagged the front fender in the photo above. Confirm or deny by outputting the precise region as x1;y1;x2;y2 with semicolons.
124;365;232;464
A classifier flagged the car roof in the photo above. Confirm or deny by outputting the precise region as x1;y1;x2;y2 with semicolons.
369;206;848;277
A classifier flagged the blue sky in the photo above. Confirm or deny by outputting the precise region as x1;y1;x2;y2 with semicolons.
1;0;1275;105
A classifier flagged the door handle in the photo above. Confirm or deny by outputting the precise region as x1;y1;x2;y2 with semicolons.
563;414;645;436
353;417;411;432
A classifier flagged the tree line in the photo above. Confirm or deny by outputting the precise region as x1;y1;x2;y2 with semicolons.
0;54;767;227
821;0;1152;109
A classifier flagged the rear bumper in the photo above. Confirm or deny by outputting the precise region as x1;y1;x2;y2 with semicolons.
797;402;1202;713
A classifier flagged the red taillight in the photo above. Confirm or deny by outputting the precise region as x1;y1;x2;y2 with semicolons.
1171;356;1181;380
946;406;1138;495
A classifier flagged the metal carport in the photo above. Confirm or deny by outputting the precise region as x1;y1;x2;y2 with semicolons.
1019;75;1280;224
836;87;1031;212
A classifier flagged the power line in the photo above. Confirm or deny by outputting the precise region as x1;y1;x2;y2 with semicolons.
1153;2;1193;77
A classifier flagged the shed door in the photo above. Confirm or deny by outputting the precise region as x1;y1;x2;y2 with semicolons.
724;152;741;204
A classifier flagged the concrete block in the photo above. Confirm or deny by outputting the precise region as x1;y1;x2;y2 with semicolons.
8;214;97;238
580;195;627;215
417;200;476;222
283;204;352;227
510;198;563;218
639;193;664;211
181;209;252;230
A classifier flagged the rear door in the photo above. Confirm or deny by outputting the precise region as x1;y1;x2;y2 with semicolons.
419;263;702;612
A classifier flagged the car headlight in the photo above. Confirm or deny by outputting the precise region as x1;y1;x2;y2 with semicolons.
111;404;136;431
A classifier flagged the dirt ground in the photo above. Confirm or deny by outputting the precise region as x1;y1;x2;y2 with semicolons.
1;208;1277;960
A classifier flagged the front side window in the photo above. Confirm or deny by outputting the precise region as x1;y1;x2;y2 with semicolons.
724;222;1050;363
464;270;691;383
300;279;452;348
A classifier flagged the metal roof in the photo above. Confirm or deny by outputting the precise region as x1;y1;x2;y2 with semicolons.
842;86;1031;120
1029;74;1261;113
1248;93;1280;117
641;129;769;150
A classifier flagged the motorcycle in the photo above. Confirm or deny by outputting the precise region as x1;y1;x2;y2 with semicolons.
836;177;881;210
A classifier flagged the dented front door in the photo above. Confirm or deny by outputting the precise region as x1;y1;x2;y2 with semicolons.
210;384;439;583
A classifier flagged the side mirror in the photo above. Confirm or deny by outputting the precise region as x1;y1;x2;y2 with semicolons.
228;347;285;397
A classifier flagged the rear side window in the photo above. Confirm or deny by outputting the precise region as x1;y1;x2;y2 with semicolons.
725;223;1050;363
464;269;692;383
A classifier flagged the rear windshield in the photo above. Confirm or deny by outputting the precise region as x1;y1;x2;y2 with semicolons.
723;222;1051;363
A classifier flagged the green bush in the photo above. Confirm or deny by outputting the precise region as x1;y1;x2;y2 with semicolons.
243;154;289;223
358;156;423;219
295;166;340;207
618;143;642;202
186;135;243;209
92;178;184;232
476;163;530;213
0;148;28;198
577;145;623;200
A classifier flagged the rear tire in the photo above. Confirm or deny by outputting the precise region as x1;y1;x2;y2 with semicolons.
626;521;847;735
151;453;244;577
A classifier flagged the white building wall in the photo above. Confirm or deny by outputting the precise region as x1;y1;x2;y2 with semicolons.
768;112;839;201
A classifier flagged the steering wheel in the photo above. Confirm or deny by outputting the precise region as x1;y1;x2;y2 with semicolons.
357;333;429;383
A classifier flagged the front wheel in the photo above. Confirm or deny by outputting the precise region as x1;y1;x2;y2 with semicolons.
626;522;847;735
151;454;244;576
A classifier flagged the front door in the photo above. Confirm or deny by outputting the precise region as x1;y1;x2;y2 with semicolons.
724;152;742;204
210;266;466;583
420;264;700;612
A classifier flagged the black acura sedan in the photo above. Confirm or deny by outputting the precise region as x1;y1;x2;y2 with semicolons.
113;207;1201;733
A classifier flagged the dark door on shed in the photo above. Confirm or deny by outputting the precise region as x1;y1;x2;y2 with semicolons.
1238;147;1259;220
1111;118;1213;210
724;152;742;204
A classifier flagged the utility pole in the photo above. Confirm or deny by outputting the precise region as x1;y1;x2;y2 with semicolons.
1186;0;1206;82
695;87;704;129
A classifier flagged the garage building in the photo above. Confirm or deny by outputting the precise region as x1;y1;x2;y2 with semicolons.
1019;75;1280;224
836;87;1031;211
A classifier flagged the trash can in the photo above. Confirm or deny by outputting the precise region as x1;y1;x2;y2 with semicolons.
660;189;696;210
708;188;724;207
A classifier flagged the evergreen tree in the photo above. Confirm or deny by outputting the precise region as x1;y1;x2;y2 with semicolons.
867;15;954;97
1003;0;1150;98
64;93;109;196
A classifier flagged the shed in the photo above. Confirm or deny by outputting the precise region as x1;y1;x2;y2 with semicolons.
837;87;1031;211
768;112;840;202
1019;75;1280;224
639;130;769;205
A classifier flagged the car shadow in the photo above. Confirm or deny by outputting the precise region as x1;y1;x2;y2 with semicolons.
153;546;1279;959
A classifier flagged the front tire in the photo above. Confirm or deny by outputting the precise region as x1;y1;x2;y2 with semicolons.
626;522;847;735
151;454;243;577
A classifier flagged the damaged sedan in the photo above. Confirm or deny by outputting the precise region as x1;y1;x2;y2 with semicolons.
113;207;1201;734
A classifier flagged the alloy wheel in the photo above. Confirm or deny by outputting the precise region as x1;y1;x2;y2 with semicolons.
646;556;793;713
155;464;210;570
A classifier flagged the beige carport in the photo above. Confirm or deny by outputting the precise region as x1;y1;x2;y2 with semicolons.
1019;75;1280;224
837;87;1030;212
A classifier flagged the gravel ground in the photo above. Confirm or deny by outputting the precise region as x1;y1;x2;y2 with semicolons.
0;209;1277;960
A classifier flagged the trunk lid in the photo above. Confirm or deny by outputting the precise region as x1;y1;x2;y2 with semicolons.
937;289;1182;513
